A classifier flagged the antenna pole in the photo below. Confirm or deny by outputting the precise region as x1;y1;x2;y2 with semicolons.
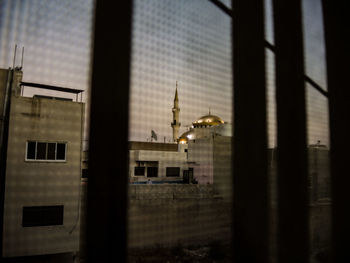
12;44;17;69
21;47;24;68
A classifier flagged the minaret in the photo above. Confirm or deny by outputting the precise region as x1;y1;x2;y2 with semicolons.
171;81;181;142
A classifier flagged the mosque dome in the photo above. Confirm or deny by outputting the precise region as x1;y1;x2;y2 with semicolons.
178;113;225;144
192;114;224;128
179;130;195;144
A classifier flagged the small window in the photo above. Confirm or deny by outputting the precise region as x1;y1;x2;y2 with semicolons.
22;205;64;227
26;141;36;159
82;169;88;178
56;143;66;160
47;143;56;160
166;167;180;177
26;141;67;161
36;142;47;160
134;167;145;176
147;167;158;177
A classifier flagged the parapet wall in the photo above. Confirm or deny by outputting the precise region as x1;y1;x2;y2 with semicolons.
129;184;217;200
128;184;232;248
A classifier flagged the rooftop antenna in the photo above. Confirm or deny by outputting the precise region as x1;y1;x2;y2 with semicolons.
209;107;211;115
12;44;17;69
21;46;24;69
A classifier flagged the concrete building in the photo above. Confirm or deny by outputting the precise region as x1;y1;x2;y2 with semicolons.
129;85;232;186
0;67;84;257
129;141;188;184
187;136;232;187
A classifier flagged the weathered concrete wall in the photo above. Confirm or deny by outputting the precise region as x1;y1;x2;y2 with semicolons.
3;96;84;257
309;203;331;261
267;147;331;262
129;149;188;182
188;138;214;184
78;184;232;253
128;185;232;248
309;147;331;202
0;68;22;146
308;147;331;261
0;68;8;110
213;136;232;200
82;145;330;259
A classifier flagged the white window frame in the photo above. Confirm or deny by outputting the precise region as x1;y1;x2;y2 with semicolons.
25;141;67;162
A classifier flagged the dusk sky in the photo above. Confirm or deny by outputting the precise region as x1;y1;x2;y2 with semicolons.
0;0;328;147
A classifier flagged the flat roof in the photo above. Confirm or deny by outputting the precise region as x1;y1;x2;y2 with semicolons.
129;141;178;152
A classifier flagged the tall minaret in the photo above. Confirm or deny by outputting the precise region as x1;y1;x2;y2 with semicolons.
171;81;181;142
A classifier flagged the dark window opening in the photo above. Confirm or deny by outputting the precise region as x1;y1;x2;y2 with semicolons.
134;167;145;176
82;169;88;178
57;143;66;160
36;142;47;160
22;205;64;227
183;170;189;183
183;168;194;184
147;167;158;177
26;141;36;159
47;143;56;160
166;167;180;177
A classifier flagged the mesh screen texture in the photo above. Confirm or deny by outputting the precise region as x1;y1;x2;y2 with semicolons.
0;0;332;261
0;0;92;259
128;1;233;261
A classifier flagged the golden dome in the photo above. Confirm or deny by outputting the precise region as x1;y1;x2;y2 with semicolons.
192;114;224;127
178;113;225;144
178;130;195;144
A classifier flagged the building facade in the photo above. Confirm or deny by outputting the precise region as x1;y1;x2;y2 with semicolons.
0;68;84;257
129;141;188;184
